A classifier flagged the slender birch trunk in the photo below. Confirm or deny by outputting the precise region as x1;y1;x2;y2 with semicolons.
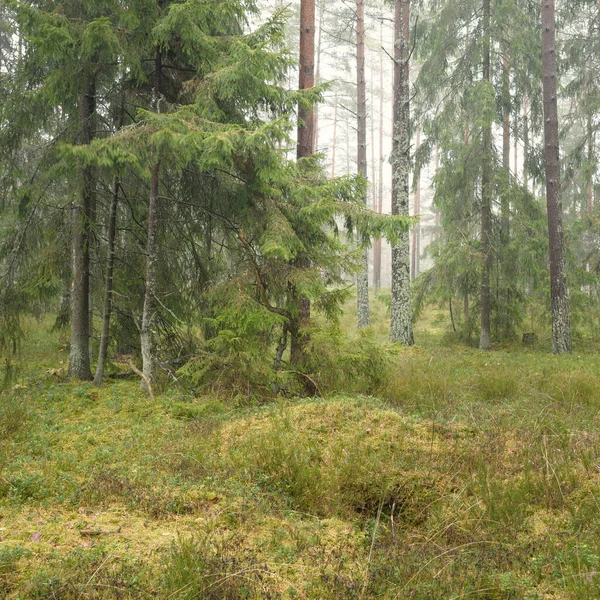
390;0;413;345
541;0;572;354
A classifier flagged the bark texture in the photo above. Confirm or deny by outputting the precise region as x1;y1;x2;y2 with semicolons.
411;123;421;281
141;43;163;389
93;178;119;386
69;78;96;380
390;0;413;345
479;0;492;351
373;30;384;289
297;0;315;160
290;0;316;380
541;0;572;354
356;0;370;328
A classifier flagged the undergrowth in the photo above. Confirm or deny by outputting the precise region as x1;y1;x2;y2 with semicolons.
2;314;600;598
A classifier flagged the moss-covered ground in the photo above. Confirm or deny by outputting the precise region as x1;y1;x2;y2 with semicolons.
2;305;600;598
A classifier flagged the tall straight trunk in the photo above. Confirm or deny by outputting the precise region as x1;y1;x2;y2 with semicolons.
313;0;324;153
93;178;120;386
346;116;350;175
479;0;492;351
514;108;518;178
291;0;315;371
434;145;440;237
331;92;338;178
69;78;96;380
541;0;572;354
297;0;315;160
356;0;370;328
588;112;594;212
141;43;163;389
373;29;385;289
370;67;377;212
390;0;413;345
94;97;126;386
501;48;512;337
502;51;511;239
411;123;421;280
523;94;529;191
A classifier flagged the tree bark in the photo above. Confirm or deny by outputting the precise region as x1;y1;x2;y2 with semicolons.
93;178;120;386
331;92;338;178
290;0;316;378
479;0;492;351
541;0;572;354
523;94;529;192
141;41;163;389
69;78;96;380
356;0;370;328
373;28;384;289
390;0;413;345
587;112;594;212
411;123;421;280
297;0;315;160
314;0;324;153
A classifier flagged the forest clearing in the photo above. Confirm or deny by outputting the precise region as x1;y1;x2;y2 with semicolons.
1;0;600;597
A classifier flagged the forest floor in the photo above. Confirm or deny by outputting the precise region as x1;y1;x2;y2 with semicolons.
2;301;600;599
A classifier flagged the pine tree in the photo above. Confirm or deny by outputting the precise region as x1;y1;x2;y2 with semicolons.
390;0;413;345
541;0;572;353
356;0;370;328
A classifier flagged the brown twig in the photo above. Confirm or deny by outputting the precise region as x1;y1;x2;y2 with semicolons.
128;359;155;400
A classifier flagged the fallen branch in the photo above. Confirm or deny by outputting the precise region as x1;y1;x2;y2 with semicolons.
128;359;155;400
80;526;121;536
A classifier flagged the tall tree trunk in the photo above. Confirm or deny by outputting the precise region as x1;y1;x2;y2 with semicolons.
390;0;413;345
356;0;370;328
374;29;384;289
297;0;315;160
93;178;120;386
411;123;421;280
523;94;529;192
370;66;377;213
313;0;324;153
501;47;512;338
434;145;440;237
93;96;126;386
502;51;511;239
141;43;163;389
588;112;594;212
479;0;492;351
331;92;338;178
69;78;96;380
290;0;315;373
541;0;572;354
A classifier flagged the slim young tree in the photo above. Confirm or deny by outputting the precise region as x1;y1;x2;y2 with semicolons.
140;35;163;389
479;0;492;351
541;0;572;354
356;0;370;328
